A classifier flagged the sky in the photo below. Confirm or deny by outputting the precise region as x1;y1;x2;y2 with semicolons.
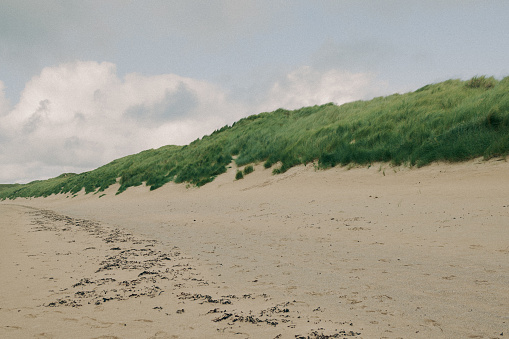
1;1;508;184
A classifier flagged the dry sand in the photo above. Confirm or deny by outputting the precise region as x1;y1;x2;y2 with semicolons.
1;159;508;338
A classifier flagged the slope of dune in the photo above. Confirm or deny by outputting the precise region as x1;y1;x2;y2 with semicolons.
2;75;509;200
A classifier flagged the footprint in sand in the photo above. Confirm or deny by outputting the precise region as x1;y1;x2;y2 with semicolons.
2;325;22;331
441;275;456;280
424;318;443;331
148;332;179;339
134;319;154;323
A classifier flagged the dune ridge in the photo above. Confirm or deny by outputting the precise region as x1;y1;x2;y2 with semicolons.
2;75;509;199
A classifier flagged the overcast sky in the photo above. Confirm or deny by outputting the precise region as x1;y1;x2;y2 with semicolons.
1;1;508;183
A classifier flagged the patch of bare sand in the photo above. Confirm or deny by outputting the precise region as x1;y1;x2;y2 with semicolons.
2;158;509;338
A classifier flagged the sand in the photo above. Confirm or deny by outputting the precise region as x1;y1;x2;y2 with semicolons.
1;159;508;338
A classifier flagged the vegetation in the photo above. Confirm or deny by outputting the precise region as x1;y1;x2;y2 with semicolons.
243;165;254;175
0;184;20;193
2;75;509;200
235;170;244;180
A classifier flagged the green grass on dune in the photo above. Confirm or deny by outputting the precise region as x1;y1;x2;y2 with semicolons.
2;75;509;200
0;184;21;193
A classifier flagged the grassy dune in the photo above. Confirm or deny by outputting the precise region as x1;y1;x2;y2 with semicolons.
2;75;509;200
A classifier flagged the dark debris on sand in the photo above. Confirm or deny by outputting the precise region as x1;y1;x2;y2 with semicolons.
30;209;203;307
29;208;361;338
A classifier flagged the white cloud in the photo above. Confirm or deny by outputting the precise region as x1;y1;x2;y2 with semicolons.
259;66;387;112
0;61;246;183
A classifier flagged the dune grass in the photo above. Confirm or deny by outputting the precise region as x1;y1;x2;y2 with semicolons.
243;165;254;175
2;75;509;200
0;184;21;193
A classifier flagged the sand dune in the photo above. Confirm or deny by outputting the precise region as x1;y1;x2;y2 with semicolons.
1;159;508;338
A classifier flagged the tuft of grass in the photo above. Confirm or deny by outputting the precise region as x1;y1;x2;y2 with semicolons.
2;75;509;200
235;170;244;180
465;76;497;89
243;165;254;175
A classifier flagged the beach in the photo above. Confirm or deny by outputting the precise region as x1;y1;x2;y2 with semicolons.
1;159;508;338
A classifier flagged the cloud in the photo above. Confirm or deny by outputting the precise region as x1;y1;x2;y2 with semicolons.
0;61;246;183
124;84;199;126
0;0;289;68
0;81;10;116
120;1;291;49
310;39;396;73
259;66;387;112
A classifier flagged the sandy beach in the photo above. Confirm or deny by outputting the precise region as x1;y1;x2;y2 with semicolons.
1;159;508;338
